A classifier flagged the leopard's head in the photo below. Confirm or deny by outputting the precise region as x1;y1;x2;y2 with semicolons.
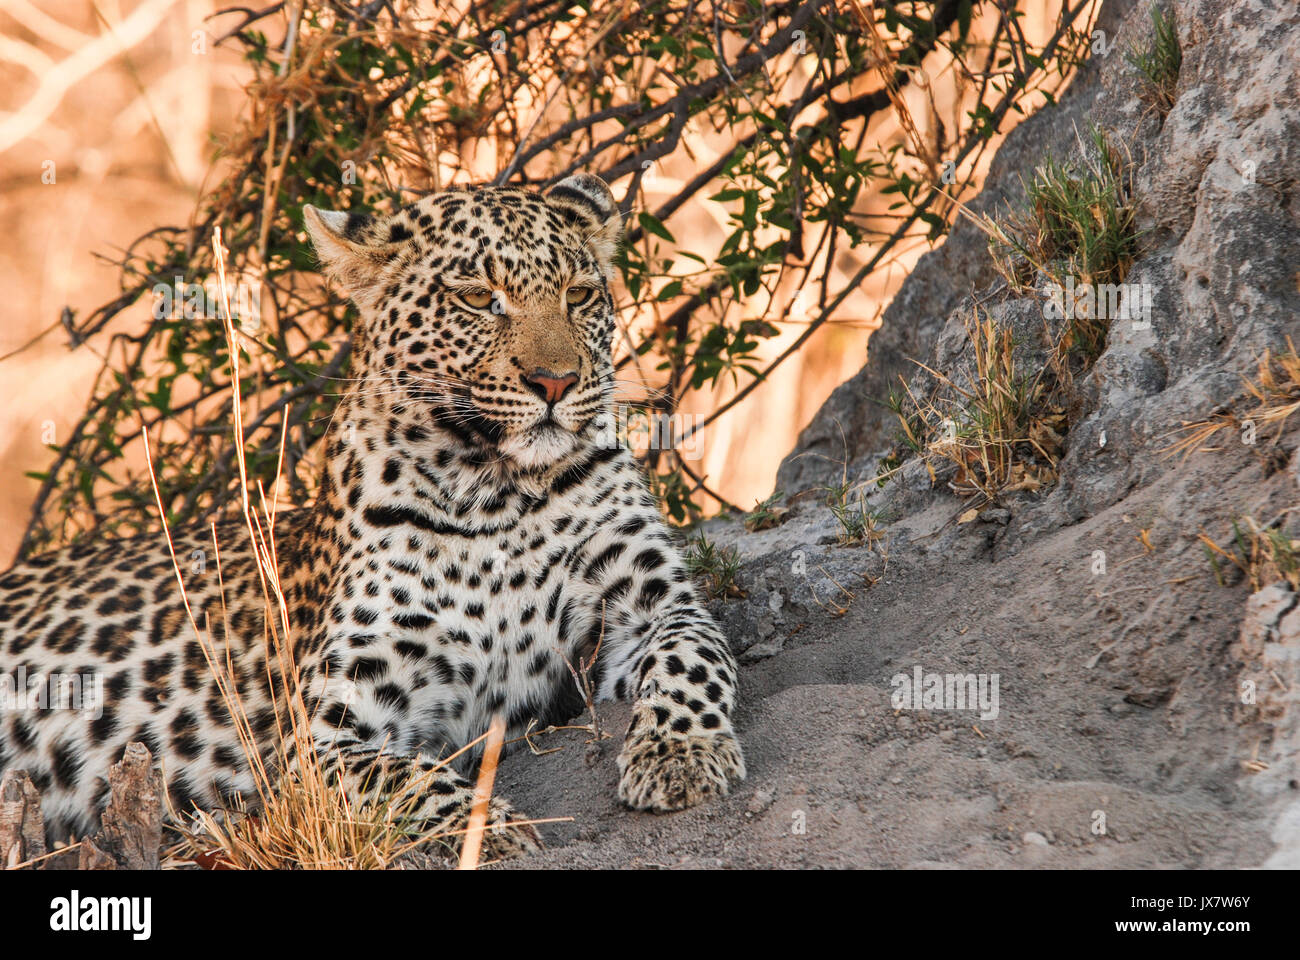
305;174;623;470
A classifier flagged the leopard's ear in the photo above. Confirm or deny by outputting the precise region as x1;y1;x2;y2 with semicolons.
303;205;409;293
545;174;623;273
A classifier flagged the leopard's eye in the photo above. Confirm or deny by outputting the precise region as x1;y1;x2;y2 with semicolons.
458;289;494;310
565;286;596;306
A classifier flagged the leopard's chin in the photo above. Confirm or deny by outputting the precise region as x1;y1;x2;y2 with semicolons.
497;422;581;470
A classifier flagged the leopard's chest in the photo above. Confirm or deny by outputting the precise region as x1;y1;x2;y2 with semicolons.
348;513;601;744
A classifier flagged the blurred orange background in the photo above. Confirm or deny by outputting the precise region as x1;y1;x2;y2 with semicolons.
0;0;1073;565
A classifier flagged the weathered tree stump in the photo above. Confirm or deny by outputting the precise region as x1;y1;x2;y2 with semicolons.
1;742;163;869
77;835;118;870
0;769;46;868
98;742;162;870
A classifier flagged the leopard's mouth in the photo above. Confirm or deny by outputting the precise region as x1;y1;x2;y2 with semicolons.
498;418;582;467
439;406;504;445
426;385;586;461
530;419;566;436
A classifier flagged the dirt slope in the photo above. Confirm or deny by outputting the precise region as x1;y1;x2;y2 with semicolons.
497;436;1291;868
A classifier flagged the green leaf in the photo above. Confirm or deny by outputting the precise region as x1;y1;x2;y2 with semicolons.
657;280;684;301
637;212;676;242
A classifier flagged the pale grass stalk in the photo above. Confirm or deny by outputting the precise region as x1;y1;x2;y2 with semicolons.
457;714;506;870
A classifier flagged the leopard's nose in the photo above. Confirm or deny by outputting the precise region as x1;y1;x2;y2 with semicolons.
522;368;578;405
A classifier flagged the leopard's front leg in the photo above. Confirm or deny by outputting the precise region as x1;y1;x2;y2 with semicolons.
592;557;746;811
294;653;542;862
302;736;542;862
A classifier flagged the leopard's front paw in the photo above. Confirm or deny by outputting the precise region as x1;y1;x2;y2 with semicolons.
617;705;746;812
429;794;543;863
475;795;544;861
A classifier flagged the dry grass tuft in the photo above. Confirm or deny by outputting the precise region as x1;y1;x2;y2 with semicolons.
897;311;1064;503
984;126;1137;362
1126;5;1182;116
743;491;789;532
824;481;887;548
1200;516;1300;594
887;127;1136;507
1164;339;1300;463
683;534;744;599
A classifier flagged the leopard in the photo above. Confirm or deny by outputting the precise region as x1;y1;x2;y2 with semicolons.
0;173;745;862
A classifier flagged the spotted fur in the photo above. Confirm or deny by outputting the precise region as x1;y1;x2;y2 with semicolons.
0;175;744;859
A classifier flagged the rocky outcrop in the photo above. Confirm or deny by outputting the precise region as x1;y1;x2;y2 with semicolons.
777;0;1300;509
